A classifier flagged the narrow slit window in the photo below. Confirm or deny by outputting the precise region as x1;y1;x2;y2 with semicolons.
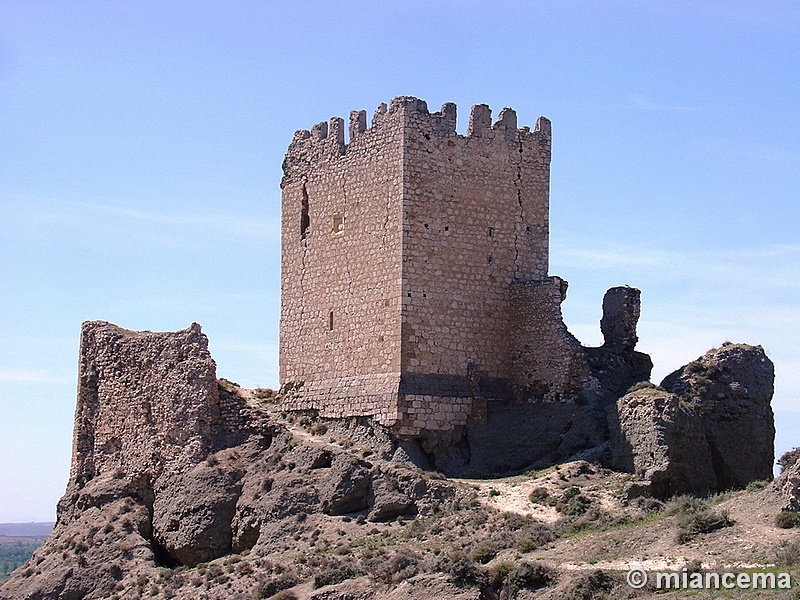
332;214;344;235
300;184;310;240
328;310;334;331
488;227;494;239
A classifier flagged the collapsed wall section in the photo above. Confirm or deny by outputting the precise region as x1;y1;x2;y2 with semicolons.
71;321;220;484
507;277;599;403
279;104;405;423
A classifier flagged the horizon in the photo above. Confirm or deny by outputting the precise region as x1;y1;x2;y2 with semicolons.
1;1;798;521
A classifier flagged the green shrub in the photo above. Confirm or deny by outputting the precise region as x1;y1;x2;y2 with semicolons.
504;561;556;592
562;569;615;600
528;487;550;504
470;543;497;565
676;509;734;543
488;561;514;588
555;488;593;516
441;552;488;588
775;511;800;529
516;523;556;552
664;494;706;516
365;547;419;584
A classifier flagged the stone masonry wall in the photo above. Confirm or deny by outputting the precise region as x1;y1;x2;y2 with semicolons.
279;103;405;421
400;98;550;379
508;277;599;402
71;321;220;484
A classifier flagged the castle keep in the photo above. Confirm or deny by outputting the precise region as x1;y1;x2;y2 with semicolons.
280;96;607;441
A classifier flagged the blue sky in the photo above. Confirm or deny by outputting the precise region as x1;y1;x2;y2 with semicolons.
1;1;798;522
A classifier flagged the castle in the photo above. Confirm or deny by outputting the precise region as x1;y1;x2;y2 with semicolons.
279;96;624;451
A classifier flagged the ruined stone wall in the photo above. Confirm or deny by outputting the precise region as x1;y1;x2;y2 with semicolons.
279;104;405;422
71;321;220;483
508;277;599;402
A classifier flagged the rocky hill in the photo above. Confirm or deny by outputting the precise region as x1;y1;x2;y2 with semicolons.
0;323;792;600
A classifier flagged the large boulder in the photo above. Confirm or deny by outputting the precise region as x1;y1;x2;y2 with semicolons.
608;386;715;497
151;456;244;566
608;343;774;497
661;343;775;489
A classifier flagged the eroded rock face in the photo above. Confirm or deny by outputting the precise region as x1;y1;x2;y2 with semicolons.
660;343;775;490
608;386;716;497
609;343;775;497
151;454;245;566
775;459;800;512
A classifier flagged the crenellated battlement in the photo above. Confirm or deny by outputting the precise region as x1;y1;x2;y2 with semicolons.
282;96;551;185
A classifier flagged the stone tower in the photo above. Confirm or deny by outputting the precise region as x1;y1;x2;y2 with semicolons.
280;96;591;438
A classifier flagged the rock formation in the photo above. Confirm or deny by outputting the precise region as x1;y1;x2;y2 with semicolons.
774;457;800;512
608;343;775;498
0;320;780;599
585;286;653;404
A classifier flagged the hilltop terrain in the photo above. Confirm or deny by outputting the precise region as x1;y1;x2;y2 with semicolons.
2;379;798;599
0;321;791;599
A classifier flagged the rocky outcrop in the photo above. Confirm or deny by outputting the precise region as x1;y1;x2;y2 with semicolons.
608;343;775;497
608;385;716;498
660;343;775;490
774;458;800;512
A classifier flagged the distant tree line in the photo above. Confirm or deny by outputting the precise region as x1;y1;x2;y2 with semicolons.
0;540;44;580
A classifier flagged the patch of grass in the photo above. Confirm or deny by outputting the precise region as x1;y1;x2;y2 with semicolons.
745;480;769;492
626;381;666;394
253;387;277;401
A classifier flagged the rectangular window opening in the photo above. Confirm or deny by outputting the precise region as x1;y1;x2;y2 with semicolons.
328;310;334;331
332;214;344;235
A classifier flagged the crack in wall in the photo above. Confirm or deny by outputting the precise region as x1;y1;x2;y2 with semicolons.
512;141;526;278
